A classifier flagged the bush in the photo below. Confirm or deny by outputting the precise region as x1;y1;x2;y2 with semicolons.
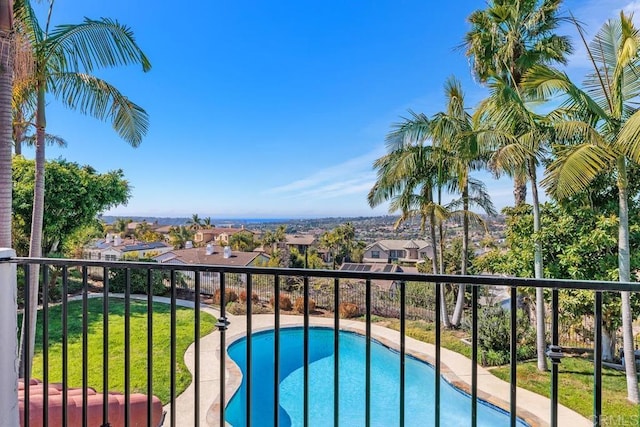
269;294;293;311
213;289;238;305
239;290;259;304
294;297;316;314
338;302;360;318
227;302;272;315
465;304;536;366
108;260;167;295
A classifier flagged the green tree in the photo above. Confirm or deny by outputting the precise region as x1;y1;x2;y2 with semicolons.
463;0;572;206
15;0;150;376
134;221;163;242
524;13;640;401
228;230;257;252
169;225;193;249
186;213;203;230
12;157;130;256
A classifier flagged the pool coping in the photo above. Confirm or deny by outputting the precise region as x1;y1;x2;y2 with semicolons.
207;314;591;427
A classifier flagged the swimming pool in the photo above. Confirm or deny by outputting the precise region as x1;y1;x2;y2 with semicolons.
226;327;528;427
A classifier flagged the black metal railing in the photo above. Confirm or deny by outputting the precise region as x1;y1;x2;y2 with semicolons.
4;255;635;426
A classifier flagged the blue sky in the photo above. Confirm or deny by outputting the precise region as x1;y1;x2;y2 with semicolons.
23;0;638;219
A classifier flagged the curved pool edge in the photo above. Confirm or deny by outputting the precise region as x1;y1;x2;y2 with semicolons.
211;314;591;427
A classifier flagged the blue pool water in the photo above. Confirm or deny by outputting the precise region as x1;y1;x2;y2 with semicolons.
226;327;528;427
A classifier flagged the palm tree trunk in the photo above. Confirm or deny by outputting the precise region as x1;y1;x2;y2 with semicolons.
529;159;547;372
437;185;451;328
513;175;527;206
18;81;46;377
451;182;469;326
616;156;639;403
0;9;12;248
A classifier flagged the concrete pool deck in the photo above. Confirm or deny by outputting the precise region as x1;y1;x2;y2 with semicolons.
163;302;591;427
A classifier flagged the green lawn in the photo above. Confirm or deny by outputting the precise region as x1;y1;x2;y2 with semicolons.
492;358;639;425
29;297;216;404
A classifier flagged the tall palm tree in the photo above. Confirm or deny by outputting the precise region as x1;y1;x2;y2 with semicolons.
370;123;453;328
525;12;640;402
476;77;550;370
463;0;572;206
0;0;14;248
16;0;150;376
429;77;495;326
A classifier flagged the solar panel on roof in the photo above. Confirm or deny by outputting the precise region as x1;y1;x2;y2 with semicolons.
363;265;372;272
383;265;393;272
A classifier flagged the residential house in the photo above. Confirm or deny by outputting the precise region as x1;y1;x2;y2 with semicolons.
83;234;173;262
362;239;433;264
193;227;252;246
284;234;316;254
339;262;406;292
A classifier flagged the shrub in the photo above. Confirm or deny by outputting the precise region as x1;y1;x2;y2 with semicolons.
213;288;238;305
239;290;259;304
465;304;536;366
108;260;167;295
338;302;360;318
269;294;293;311
294;297;316;314
227;302;272;315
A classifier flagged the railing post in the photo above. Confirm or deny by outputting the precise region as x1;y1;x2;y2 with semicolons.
0;248;18;427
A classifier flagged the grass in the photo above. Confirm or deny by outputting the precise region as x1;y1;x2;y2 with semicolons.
492;358;639;425
371;317;639;424
28;297;216;404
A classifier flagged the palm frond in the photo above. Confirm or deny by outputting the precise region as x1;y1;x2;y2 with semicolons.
542;143;617;198
46;17;151;74
49;72;149;146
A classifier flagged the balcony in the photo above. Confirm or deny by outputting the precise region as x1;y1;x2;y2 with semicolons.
0;248;627;426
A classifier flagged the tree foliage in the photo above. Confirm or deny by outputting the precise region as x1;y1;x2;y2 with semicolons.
12;156;130;256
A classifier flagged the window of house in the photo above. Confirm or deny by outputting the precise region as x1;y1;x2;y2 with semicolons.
390;250;403;259
105;254;117;262
371;250;380;259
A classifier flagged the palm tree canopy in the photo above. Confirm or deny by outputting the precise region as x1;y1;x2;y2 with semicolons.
14;0;151;145
463;0;572;86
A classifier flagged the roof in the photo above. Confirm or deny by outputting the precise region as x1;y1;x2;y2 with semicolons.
155;247;266;267
196;227;251;237
86;238;170;253
339;262;404;291
285;234;316;246
365;239;431;251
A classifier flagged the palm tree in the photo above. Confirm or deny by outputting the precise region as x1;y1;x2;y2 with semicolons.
369;128;453;328
429;77;495;326
525;12;640;402
476;77;551;370
169;225;193;250
202;217;214;229
0;0;14;248
463;0;572;206
187;213;203;230
16;0;150;376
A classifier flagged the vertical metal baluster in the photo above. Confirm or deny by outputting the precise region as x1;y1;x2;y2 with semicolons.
194;270;201;426
551;289;559;427
82;266;89;427
124;268;131;427
219;272;227;427
510;286;517;427
43;266;49;426
472;284;478;427
333;277;340;427
102;267;110;427
147;269;153;427
365;278;371;427
435;282;441;427
246;274;253;427
400;281;406;427
23;264;30;427
62;266;69;427
274;275;280;427
303;276;309;427
170;270;177;427
594;291;603;426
